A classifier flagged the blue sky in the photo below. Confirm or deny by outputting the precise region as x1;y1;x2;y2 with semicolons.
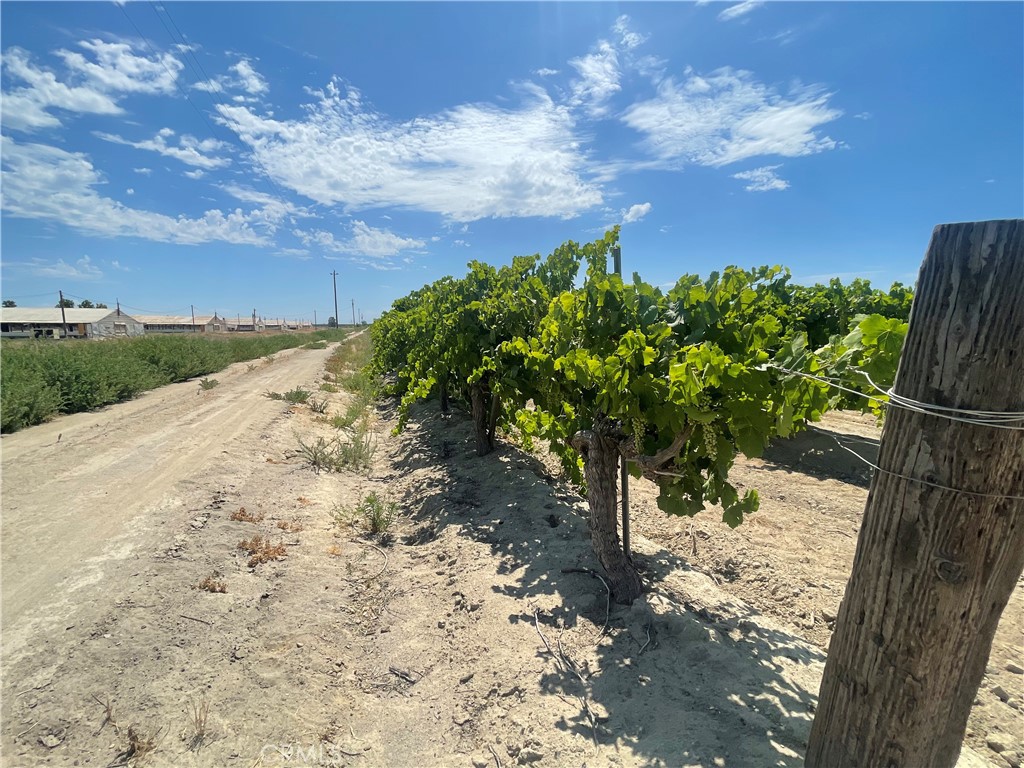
1;1;1021;323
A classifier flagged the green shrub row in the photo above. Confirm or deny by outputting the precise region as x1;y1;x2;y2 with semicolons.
0;329;350;433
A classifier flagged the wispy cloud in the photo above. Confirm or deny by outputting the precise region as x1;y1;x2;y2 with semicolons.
96;128;230;169
192;57;268;97
294;221;425;258
621;67;842;168
2;136;279;246
622;202;652;223
718;1;764;22
534;68;559;77
133;167;152;175
732;164;789;192
7;255;104;280
217;78;602;222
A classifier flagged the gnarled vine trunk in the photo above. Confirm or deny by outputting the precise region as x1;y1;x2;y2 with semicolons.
439;378;449;414
573;426;643;604
469;384;492;456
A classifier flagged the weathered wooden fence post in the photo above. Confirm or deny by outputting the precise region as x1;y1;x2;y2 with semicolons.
806;219;1024;766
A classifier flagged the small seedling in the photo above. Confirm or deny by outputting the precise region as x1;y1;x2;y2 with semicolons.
198;378;219;391
284;388;311;404
230;508;262;523
246;363;258;373
263;355;276;365
319;383;338;393
309;398;329;414
296;436;338;474
356;492;397;537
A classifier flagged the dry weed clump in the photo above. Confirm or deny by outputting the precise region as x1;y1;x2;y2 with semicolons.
112;724;162;766
185;698;211;751
197;574;227;593
237;535;287;567
276;520;304;533
327;544;343;557
230;507;262;523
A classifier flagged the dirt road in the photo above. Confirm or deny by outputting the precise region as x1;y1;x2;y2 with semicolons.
1;342;340;651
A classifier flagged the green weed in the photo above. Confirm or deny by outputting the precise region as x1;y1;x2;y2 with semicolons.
198;377;219;390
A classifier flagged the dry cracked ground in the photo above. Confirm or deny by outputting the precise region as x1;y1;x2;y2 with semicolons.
1;338;1021;768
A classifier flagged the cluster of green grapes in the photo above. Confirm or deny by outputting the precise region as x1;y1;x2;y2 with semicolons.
630;416;645;448
703;423;719;461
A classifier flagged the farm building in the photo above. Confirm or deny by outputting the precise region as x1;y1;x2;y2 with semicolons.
133;314;227;334
0;307;145;339
226;316;266;332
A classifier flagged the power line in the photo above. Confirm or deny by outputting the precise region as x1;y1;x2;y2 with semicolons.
117;3;222;141
141;1;296;203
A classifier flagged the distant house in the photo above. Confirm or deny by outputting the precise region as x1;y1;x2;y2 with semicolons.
0;307;145;339
133;314;226;334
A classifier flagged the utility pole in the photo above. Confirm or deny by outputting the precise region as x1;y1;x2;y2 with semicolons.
59;289;68;338
807;220;1024;767
351;298;356;327
611;243;630;559
252;308;257;333
191;304;196;333
314;310;317;328
116;298;121;317
330;271;339;326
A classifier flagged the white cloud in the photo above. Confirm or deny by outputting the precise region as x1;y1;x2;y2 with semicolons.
109;259;132;272
95;128;230;169
718;1;764;22
133;167;152;175
230;58;269;95
8;255;104;281
1;136;278;246
183;169;205;179
622;202;652;223
853;112;872;120
294;220;425;258
732;164;789;192
58;39;182;94
191;57;268;98
126;187;135;195
621;67;842;168
613;15;647;50
1;39;185;132
569;40;621;118
0;47;123;131
534;68;559;77
217;78;602;222
453;239;470;247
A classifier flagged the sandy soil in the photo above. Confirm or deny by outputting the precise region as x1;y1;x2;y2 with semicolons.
1;343;1019;767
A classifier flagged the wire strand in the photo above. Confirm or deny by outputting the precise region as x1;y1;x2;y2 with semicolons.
808;426;1024;502
768;363;1024;431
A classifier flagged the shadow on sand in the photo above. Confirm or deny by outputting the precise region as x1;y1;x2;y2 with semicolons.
382;398;826;767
